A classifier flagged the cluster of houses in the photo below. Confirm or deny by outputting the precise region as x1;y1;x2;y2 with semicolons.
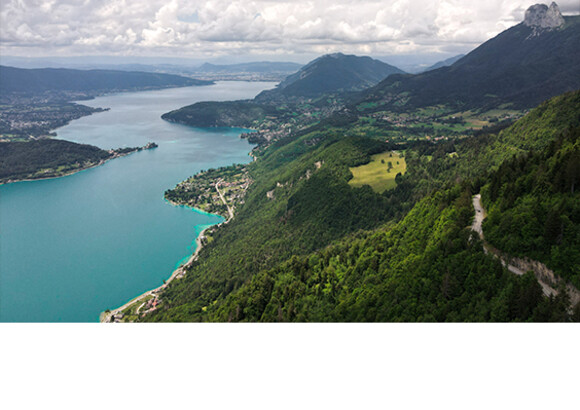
216;176;252;210
0;99;107;139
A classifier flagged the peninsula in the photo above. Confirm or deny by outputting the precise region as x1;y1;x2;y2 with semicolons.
0;140;158;184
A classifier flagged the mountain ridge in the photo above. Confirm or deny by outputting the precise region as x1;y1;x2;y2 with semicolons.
355;13;580;112
0;65;212;101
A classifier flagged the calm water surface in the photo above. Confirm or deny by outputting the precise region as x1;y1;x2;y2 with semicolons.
0;81;276;322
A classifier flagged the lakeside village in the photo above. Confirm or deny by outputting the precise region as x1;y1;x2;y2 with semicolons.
0;91;113;141
165;163;251;219
105;164;251;322
106;157;329;322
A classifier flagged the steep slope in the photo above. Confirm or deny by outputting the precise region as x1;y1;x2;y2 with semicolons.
256;53;404;101
356;4;580;111
481;115;580;287
202;187;574;322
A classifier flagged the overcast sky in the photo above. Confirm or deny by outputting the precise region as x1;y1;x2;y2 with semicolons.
1;0;579;64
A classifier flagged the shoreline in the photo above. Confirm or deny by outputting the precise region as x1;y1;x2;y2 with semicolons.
100;222;215;323
1;157;112;186
164;197;228;219
0;146;153;186
101;183;236;322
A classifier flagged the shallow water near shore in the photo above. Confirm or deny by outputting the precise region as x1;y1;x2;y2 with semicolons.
0;81;276;322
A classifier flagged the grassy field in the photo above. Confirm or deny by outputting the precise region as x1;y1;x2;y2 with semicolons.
349;151;407;193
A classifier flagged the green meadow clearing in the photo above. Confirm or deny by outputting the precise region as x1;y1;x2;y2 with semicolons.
348;151;407;193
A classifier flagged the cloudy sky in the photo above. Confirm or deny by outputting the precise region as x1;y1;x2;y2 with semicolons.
1;0;578;64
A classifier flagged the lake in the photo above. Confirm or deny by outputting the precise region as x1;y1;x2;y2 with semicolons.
0;81;276;322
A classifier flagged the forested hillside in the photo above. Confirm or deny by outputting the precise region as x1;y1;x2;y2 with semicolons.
160;53;403;131
0;140;112;183
256;53;404;100
162;101;278;128
481;125;580;288
142;90;580;322
0;139;155;183
202;187;574;322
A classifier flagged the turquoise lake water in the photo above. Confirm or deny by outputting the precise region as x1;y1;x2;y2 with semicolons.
0;81;276;322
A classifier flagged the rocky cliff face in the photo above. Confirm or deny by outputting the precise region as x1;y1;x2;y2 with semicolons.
524;2;565;29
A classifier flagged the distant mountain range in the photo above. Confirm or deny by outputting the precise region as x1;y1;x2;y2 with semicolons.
0;59;303;82
196;62;302;74
356;5;580;111
256;53;404;101
0;66;212;100
422;54;465;72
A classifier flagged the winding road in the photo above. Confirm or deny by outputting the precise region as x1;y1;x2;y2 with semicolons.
215;179;234;221
471;194;557;297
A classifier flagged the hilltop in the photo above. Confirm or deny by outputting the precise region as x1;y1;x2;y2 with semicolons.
255;53;404;101
161;53;404;141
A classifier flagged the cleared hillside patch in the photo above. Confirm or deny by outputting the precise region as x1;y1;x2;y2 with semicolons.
349;151;407;193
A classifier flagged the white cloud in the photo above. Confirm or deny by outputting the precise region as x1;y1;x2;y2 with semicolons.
1;0;578;60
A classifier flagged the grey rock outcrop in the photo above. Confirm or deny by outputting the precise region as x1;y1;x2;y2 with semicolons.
524;2;565;28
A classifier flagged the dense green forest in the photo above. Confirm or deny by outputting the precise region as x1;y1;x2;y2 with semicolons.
481;126;580;288
144;135;400;321
0;140;151;183
142;90;580;322
0;140;112;183
162;101;278;128
201;187;576;322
